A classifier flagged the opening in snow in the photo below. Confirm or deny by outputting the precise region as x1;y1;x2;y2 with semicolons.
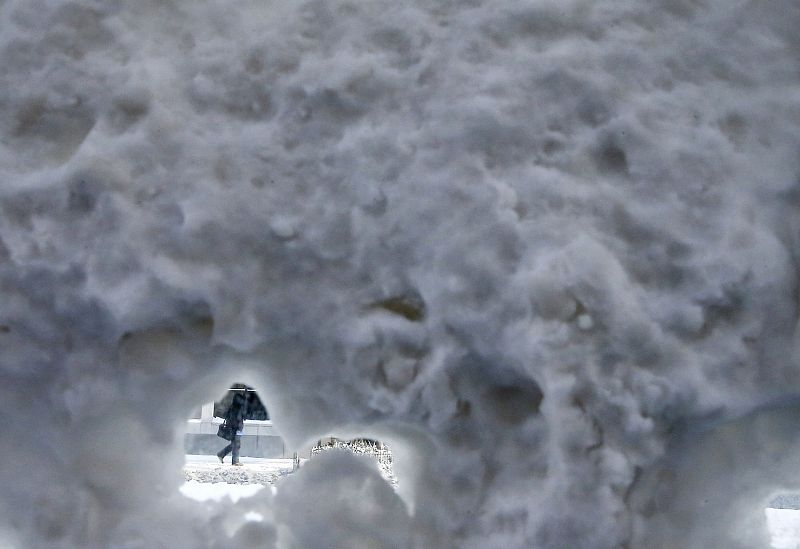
181;383;398;506
182;383;295;500
311;437;397;487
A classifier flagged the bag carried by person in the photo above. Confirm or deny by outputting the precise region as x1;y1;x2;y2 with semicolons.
217;421;235;441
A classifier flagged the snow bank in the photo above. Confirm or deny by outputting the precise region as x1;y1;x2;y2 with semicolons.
1;0;800;547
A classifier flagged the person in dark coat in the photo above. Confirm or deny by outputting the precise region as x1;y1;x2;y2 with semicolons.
216;392;246;466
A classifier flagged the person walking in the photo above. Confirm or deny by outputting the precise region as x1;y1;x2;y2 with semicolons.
216;391;246;466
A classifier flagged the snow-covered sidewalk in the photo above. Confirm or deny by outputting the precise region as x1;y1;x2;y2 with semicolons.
183;454;295;485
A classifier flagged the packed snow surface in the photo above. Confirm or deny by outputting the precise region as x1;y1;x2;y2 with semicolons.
2;0;800;547
183;455;294;485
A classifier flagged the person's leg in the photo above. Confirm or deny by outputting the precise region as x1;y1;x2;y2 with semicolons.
231;435;241;465
217;442;232;463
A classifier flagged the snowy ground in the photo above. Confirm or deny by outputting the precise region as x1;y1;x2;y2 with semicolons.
181;453;396;530
183;454;295;485
183;454;800;548
178;481;800;549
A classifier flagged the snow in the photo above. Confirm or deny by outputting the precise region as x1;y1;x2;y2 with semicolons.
767;509;800;549
1;0;800;547
180;481;267;524
183;455;295;485
180;481;266;503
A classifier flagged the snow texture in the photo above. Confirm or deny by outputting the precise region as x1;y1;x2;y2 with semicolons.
1;0;800;547
183;455;294;485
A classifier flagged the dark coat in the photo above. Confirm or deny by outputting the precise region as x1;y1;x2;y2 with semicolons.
224;392;247;432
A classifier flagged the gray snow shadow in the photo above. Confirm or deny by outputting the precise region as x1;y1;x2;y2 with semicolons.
629;398;800;548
